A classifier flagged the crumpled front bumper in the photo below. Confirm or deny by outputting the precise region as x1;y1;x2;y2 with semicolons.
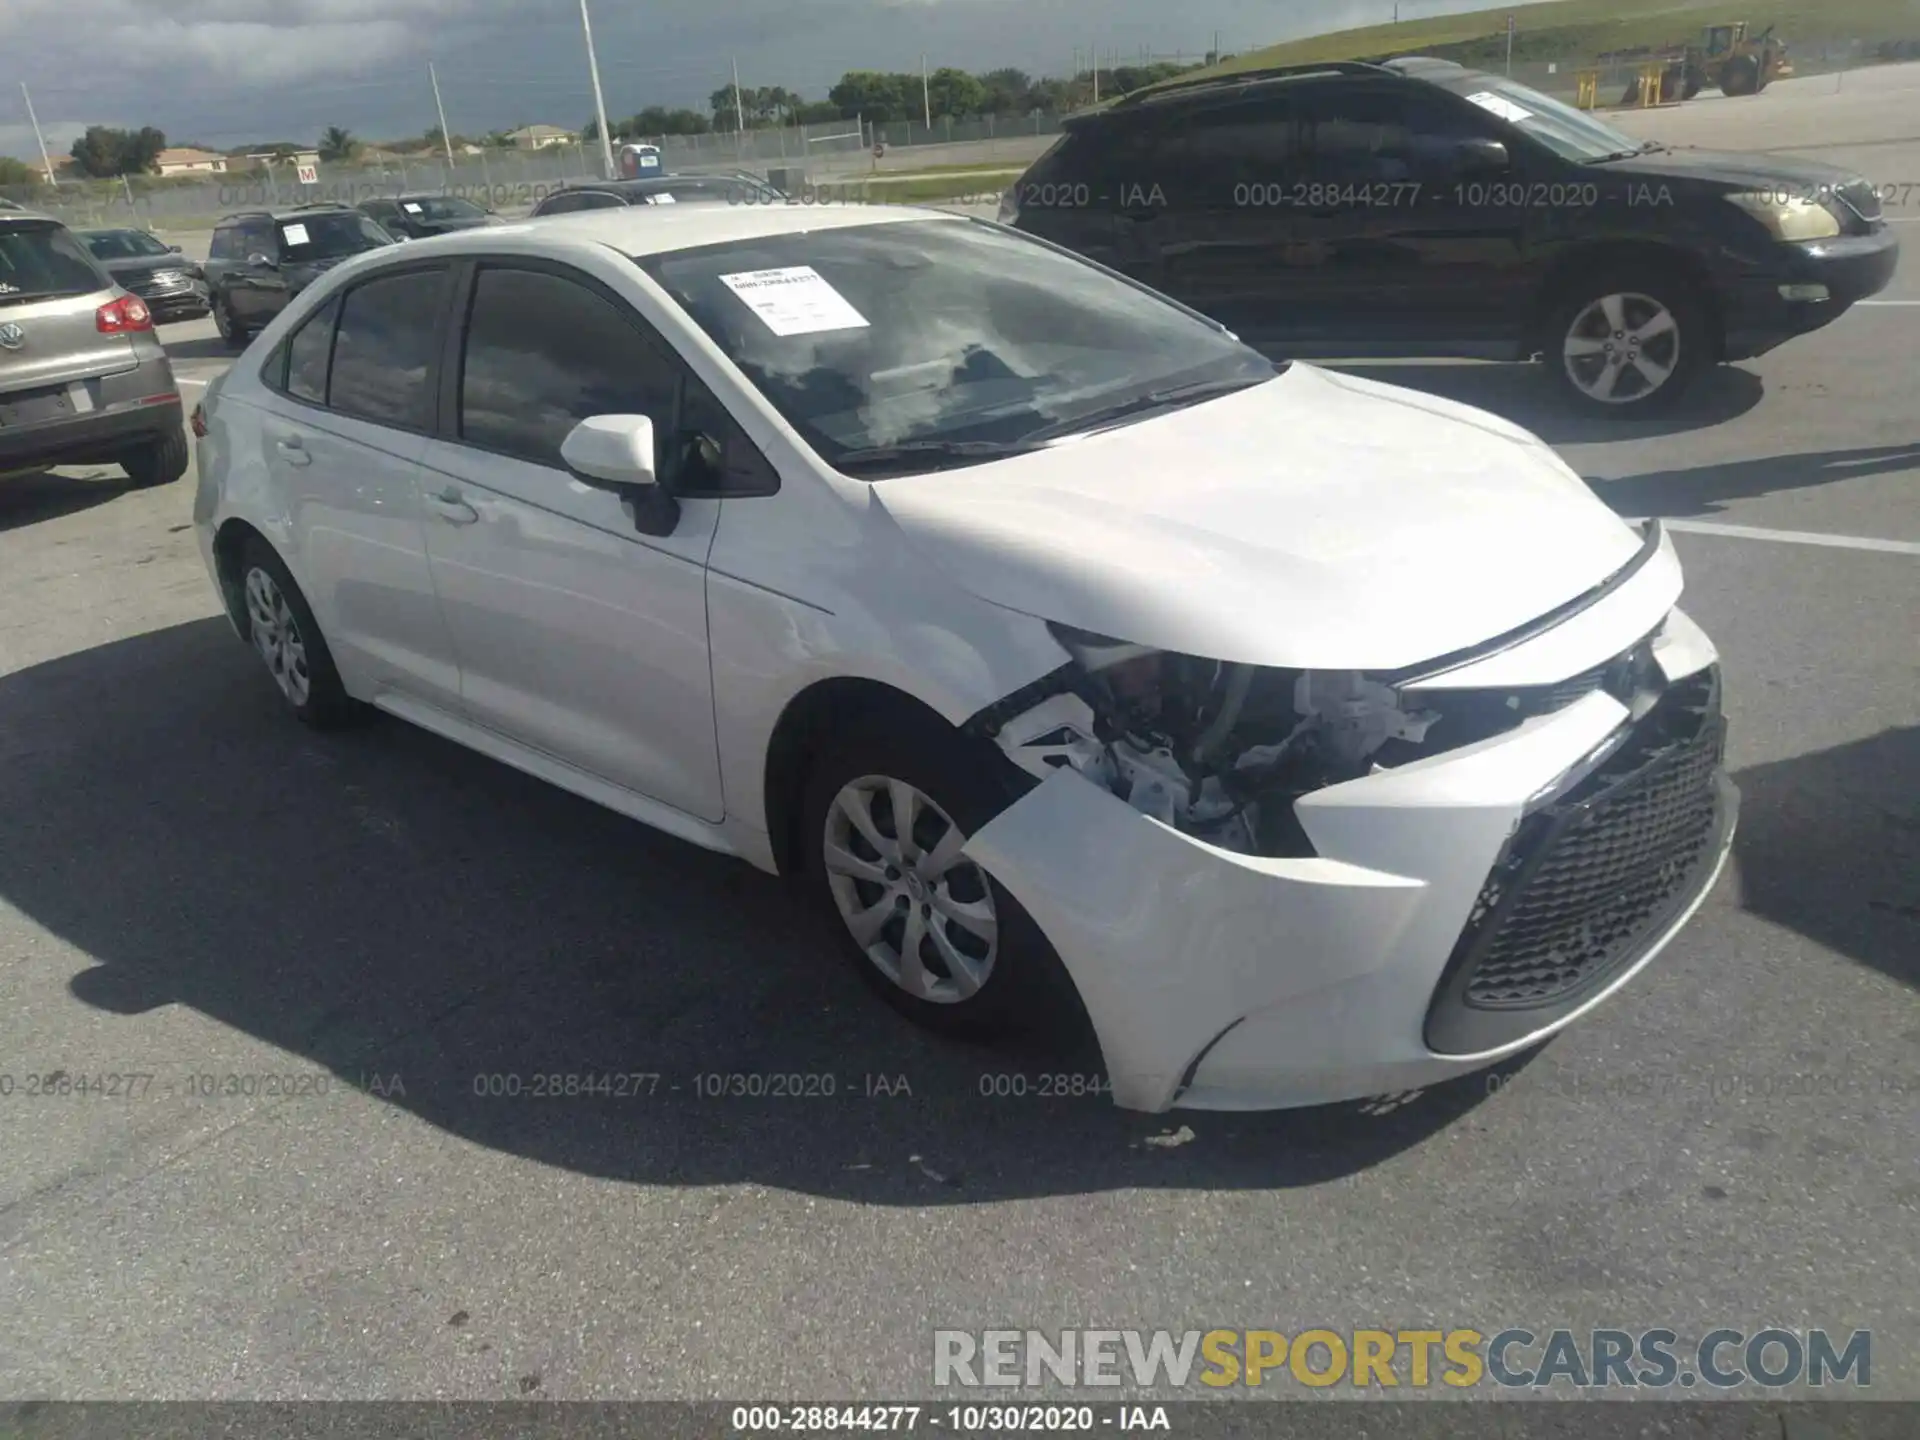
962;609;1736;1114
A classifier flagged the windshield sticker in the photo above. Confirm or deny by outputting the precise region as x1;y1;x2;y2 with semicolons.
280;223;310;246
719;266;870;337
1464;90;1533;123
402;202;423;214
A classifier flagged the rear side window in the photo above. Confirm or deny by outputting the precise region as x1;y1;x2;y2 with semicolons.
328;268;449;430
286;296;340;405
457;265;678;468
0;222;108;300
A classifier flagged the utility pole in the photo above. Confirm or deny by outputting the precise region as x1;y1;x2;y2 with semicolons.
922;54;932;130
579;0;616;177
1092;40;1099;103
732;57;748;135
428;62;458;176
1505;14;1516;76
20;82;58;188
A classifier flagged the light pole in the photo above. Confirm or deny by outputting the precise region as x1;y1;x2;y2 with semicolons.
429;62;458;180
21;83;58;188
579;0;616;178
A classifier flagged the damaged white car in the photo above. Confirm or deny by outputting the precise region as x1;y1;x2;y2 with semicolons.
193;204;1739;1113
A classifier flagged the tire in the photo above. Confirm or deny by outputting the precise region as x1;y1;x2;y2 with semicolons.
121;426;189;489
237;536;364;729
1542;266;1709;418
213;293;249;349
1721;55;1760;96
799;711;1086;1042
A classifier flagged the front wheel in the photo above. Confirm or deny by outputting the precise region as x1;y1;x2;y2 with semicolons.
799;715;1085;1042
1543;272;1708;417
238;537;365;729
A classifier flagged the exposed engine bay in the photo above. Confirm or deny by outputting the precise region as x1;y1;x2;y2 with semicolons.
970;623;1665;858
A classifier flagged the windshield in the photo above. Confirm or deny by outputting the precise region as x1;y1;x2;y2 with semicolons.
278;212;393;263
403;196;486;221
640;218;1277;475
81;229;172;260
1438;75;1648;163
0;222;108;304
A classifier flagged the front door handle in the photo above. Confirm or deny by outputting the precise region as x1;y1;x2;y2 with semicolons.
426;488;479;525
273;434;312;467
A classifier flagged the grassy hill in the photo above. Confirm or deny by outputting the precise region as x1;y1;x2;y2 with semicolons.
1199;0;1920;77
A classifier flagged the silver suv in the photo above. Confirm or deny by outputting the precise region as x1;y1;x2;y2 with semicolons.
1;208;189;488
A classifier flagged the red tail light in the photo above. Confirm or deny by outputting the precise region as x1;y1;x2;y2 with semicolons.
96;295;154;333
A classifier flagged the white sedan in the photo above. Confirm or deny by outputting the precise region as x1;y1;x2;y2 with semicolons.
190;202;1738;1113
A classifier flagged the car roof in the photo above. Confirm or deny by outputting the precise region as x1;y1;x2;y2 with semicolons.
369;201;947;260
216;204;360;225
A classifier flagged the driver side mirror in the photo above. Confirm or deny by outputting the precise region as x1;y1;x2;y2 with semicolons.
168;243;183;253
1449;138;1511;177
560;414;681;537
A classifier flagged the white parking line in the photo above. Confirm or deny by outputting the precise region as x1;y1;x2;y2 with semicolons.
1639;517;1920;555
1856;300;1920;306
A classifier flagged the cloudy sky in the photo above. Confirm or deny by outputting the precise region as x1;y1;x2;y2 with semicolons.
3;0;1511;157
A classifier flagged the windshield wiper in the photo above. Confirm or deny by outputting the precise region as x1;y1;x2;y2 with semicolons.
1593;140;1665;163
832;438;1052;475
1020;375;1270;443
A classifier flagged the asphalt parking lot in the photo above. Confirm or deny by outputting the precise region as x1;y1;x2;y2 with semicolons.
1;75;1917;1404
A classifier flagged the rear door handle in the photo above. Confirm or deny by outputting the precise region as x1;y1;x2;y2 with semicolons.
273;434;312;467
426;487;479;525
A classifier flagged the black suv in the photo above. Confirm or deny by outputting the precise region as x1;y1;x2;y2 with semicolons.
355;193;503;240
1005;58;1899;414
203;204;396;348
76;228;211;323
529;174;785;217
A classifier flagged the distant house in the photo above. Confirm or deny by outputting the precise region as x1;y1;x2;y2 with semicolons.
505;124;575;150
153;147;229;176
236;149;320;171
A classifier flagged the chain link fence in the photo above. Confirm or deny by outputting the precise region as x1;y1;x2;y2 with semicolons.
1;113;1069;233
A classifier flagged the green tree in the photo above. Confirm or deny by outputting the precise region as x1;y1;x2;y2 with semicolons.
0;154;41;186
828;70;911;123
979;67;1032;114
67;125;167;177
926;67;988;119
317;126;358;162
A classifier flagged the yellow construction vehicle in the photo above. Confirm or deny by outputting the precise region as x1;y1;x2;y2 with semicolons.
1619;22;1793;105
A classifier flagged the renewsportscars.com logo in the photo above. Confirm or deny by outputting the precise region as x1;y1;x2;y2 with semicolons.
933;1328;1872;1391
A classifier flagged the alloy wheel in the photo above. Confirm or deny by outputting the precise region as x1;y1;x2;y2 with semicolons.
1562;291;1681;406
244;566;311;707
822;775;998;1004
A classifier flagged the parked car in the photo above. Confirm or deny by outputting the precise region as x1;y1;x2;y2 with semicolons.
529;174;785;217
355;194;504;240
76;226;212;323
1004;57;1899;415
1;207;188;487
190;204;1736;1113
203;204;396;349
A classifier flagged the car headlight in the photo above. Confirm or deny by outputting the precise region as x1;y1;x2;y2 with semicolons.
1724;191;1841;241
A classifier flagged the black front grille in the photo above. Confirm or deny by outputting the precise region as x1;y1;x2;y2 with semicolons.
1426;669;1734;1053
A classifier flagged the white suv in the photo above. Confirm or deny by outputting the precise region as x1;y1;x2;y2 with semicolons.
191;203;1737;1113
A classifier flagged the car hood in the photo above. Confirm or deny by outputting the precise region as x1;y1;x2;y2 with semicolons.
1606;146;1864;191
870;364;1646;672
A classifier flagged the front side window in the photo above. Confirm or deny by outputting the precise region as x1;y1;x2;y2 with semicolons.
209;227;237;261
1301;88;1492;182
640;218;1276;475
1148;99;1298;204
277;212;392;264
328;268;448;429
458;265;679;468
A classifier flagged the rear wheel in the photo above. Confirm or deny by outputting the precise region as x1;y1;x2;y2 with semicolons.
1543;268;1708;417
1721;54;1761;96
121;427;189;488
799;713;1084;1041
213;293;249;349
